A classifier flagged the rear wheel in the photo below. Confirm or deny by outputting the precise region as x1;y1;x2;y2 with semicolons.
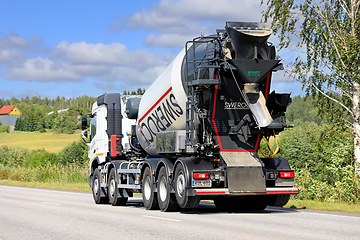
142;167;159;210
92;168;109;204
267;194;290;207
213;197;229;211
174;164;200;208
108;168;128;206
157;167;179;212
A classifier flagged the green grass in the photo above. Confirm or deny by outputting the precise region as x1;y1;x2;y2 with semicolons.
286;199;360;214
0;180;91;192
0;130;80;152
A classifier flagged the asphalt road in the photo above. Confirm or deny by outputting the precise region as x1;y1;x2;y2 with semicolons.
1;185;360;240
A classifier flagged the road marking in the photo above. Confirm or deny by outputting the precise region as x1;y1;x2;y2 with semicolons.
43;202;61;206
301;211;360;220
142;215;181;222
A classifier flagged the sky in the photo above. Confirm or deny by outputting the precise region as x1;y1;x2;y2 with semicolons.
0;0;305;100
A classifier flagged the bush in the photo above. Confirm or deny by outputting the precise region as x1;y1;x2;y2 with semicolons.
0;124;10;133
278;124;360;203
0;139;89;185
0;146;30;167
26;149;58;168
0;163;87;183
58;140;88;166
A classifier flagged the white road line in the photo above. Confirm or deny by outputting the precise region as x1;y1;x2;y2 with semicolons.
43;202;61;206
301;211;360;220
142;215;181;222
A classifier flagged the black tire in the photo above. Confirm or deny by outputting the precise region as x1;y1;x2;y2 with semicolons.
174;164;200;209
108;168;128;206
214;196;230;211
267;194;290;207
247;196;268;211
142;167;159;210
92;168;109;204
157;167;179;212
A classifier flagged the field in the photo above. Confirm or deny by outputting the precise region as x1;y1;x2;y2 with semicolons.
0;131;80;152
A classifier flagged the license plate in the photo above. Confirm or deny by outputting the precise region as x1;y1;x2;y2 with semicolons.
192;180;211;187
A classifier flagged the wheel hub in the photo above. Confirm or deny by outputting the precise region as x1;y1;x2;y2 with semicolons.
177;174;185;197
110;178;116;197
159;176;167;202
94;178;99;196
144;176;151;201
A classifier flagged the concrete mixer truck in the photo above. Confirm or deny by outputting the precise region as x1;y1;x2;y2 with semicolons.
81;22;298;212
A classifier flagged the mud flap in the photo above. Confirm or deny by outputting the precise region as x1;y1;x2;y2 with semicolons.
221;152;266;193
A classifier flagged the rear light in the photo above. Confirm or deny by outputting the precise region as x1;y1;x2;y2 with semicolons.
193;173;209;179
280;172;294;178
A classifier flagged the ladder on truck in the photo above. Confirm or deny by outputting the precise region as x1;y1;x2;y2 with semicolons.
184;36;221;147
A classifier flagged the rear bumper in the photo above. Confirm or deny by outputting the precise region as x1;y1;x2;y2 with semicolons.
194;187;298;196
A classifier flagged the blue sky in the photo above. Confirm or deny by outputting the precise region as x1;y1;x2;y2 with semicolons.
0;0;304;100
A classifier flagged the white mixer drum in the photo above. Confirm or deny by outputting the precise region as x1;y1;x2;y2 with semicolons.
136;49;188;156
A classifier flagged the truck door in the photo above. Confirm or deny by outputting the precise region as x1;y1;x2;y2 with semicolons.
89;105;107;164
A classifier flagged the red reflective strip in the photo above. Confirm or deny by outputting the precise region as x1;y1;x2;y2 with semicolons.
212;85;218;119
267;189;298;194
264;73;271;101
280;172;295;178
138;87;172;123
196;191;229;195
111;135;119;157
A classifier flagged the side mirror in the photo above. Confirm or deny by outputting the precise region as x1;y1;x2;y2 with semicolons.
81;116;88;130
81;130;88;139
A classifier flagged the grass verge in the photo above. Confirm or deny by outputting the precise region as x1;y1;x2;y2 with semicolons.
0;180;91;192
285;199;360;214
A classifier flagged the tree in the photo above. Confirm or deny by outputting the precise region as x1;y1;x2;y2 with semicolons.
262;0;360;174
137;88;146;95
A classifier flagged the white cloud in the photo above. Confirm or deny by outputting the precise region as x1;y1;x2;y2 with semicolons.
126;0;262;30
142;33;193;48
53;41;127;65
3;57;83;82
0;32;169;92
121;0;264;47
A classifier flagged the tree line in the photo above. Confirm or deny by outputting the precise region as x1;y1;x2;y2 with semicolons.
0;88;145;134
0;96;97;134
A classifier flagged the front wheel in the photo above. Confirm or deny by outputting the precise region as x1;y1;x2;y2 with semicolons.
157;167;179;212
174;164;200;209
108;168;128;206
92;168;109;204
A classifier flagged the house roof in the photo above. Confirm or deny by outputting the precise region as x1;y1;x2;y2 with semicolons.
0;105;20;115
